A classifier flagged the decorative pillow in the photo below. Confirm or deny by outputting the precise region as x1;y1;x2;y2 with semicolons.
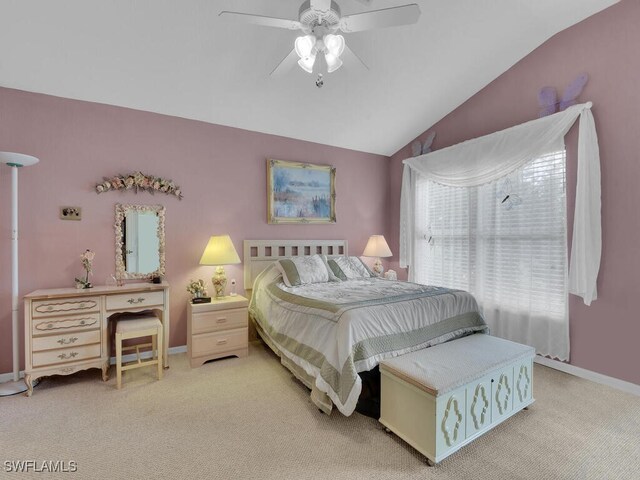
276;255;337;287
328;256;374;280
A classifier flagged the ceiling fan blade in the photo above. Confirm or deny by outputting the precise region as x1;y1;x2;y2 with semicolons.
310;0;332;14
342;45;369;71
270;49;299;77
219;11;302;30
339;4;420;33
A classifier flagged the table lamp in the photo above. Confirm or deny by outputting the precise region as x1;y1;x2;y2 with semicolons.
362;235;392;276
199;235;241;299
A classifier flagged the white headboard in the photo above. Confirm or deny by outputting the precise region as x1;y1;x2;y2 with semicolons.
243;239;348;291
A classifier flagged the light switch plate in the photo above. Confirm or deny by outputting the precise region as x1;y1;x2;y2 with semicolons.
60;206;82;220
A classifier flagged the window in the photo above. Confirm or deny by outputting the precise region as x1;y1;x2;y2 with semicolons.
413;150;568;358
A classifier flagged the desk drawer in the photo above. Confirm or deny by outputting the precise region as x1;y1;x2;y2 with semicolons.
192;328;247;358
32;297;100;318
32;343;101;368
192;308;247;335
106;291;164;311
32;329;101;352
32;313;101;336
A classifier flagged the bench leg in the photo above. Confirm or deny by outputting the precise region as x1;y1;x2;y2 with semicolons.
116;332;123;389
156;329;163;381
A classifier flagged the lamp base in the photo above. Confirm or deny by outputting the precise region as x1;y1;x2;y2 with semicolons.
372;258;384;276
0;379;29;397
212;266;227;299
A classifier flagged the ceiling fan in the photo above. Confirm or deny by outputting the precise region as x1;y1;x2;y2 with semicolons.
219;0;421;76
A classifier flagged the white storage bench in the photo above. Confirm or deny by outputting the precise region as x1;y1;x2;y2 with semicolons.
379;334;535;465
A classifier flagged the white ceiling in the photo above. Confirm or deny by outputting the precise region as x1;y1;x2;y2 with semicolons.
0;0;618;156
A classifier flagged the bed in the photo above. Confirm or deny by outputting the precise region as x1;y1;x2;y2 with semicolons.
245;240;488;416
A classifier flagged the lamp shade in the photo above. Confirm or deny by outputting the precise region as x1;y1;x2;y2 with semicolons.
325;53;343;73
323;34;345;57
297;53;316;73
199;235;241;266
362;235;392;258
295;35;316;58
0;151;39;167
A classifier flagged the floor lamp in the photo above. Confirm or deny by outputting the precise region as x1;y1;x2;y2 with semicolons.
0;152;39;397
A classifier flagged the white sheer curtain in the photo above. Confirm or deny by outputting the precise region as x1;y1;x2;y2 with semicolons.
399;103;601;360
401;102;601;305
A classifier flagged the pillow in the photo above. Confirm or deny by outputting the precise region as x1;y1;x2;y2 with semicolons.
276;255;337;287
327;256;374;280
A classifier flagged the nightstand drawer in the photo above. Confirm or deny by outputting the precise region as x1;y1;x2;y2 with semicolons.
191;328;247;358
32;343;101;368
192;308;247;335
32;297;100;318
32;313;101;336
32;329;101;352
106;291;164;311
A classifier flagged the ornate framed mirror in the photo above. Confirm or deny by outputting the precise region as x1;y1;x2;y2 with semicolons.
115;204;166;280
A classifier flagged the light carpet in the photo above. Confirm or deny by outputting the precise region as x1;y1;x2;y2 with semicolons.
2;342;639;480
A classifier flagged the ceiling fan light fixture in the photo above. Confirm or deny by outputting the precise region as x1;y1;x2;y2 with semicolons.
221;2;421;78
297;53;317;73
294;34;316;59
325;52;343;73
323;34;345;57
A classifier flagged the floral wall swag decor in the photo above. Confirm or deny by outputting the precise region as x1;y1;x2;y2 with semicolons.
96;171;183;199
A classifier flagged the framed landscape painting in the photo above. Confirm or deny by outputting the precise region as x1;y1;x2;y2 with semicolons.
267;159;336;224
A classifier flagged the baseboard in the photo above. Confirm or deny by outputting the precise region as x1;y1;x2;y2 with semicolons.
0;345;188;382
4;348;638;397
534;356;640;397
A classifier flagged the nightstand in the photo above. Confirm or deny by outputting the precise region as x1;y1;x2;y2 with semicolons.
187;295;248;368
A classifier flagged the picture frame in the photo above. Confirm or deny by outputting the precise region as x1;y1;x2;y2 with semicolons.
267;159;336;224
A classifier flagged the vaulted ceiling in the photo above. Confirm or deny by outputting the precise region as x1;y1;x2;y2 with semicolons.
0;0;618;155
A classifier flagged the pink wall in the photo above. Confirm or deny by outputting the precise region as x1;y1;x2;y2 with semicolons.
0;87;389;374
388;0;640;385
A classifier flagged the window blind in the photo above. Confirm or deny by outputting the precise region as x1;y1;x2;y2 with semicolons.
414;150;568;357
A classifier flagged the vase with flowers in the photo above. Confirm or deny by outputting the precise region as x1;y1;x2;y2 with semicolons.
186;279;208;300
75;249;95;289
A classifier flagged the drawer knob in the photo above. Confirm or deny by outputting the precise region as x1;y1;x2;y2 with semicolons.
58;352;79;360
47;323;53;329
79;303;85;308
127;297;146;304
47;306;53;311
216;339;228;345
57;337;79;345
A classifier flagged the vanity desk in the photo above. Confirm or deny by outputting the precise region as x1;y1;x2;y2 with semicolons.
23;282;170;396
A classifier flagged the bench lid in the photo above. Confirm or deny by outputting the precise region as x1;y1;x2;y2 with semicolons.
380;334;535;396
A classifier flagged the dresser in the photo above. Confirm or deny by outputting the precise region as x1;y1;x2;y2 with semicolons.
187;295;248;368
23;282;170;396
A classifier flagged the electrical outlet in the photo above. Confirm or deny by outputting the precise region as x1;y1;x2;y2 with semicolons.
60;206;82;221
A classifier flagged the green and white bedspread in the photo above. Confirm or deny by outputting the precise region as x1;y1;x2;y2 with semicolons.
249;265;488;416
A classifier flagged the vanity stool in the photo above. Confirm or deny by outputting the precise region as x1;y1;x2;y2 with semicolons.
115;313;163;389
